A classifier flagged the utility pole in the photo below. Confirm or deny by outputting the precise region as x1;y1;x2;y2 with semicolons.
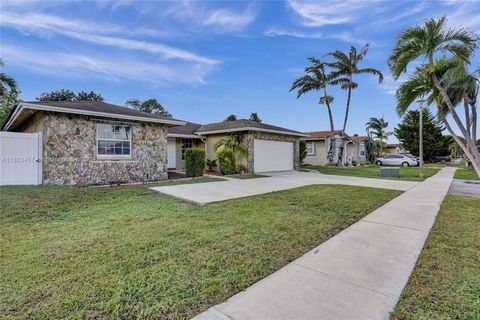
417;100;425;179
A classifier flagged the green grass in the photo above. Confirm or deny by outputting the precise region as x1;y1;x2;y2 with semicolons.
305;165;440;181
0;182;400;319
227;174;268;179
391;195;480;320
454;168;480;180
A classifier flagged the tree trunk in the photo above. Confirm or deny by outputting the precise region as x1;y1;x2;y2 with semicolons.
471;83;478;142
431;72;480;168
438;108;480;177
342;79;352;136
323;86;335;132
464;97;471;137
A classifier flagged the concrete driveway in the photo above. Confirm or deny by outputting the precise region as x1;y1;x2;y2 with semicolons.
150;171;418;205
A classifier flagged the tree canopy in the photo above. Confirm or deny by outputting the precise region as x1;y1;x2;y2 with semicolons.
249;112;261;122
37;90;104;102
224;114;237;122
125;99;172;118
394;109;450;161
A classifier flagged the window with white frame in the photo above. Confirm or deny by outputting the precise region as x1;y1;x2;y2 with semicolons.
306;141;315;155
359;143;365;156
96;124;131;157
181;138;193;160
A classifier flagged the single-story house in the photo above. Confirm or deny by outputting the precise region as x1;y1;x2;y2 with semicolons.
302;131;367;166
1;101;185;185
167;119;306;173
384;143;406;154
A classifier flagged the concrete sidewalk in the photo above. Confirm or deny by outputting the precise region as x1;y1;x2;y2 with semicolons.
193;167;456;320
151;171;418;205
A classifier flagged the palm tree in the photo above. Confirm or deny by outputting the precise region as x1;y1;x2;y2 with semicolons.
388;16;480;175
326;44;384;135
0;58;18;96
365;117;391;156
214;132;247;165
290;57;335;132
249;112;262;122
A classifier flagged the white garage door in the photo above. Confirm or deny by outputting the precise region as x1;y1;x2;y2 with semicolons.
0;132;43;185
254;139;294;172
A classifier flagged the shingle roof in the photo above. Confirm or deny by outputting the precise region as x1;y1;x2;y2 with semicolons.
350;135;368;143
195;119;306;136
168;122;202;136
25;101;184;122
304;130;344;139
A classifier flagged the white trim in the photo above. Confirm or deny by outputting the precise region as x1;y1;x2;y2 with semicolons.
306;141;315;155
196;127;307;137
3;102;186;130
167;133;204;139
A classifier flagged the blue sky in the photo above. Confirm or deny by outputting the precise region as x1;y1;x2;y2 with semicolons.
1;0;479;142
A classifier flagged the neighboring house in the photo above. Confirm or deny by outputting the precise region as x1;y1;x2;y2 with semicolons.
167;119;306;173
384;143;406;155
1;101;185;185
302;131;367;166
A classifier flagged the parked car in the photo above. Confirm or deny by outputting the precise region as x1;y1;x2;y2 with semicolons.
432;155;451;163
375;154;419;167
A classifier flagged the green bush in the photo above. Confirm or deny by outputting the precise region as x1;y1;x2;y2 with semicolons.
299;140;307;164
237;164;246;174
352;160;357;166
217;148;236;175
184;148;206;178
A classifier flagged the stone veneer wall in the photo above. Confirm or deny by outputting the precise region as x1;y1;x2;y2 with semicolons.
41;112;168;185
244;131;300;173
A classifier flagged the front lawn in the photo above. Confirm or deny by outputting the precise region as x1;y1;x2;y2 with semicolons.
391;195;480;319
0;182;400;319
454;168;479;180
305;165;440;181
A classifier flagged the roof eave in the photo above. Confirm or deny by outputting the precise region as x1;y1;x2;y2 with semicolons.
195;127;308;137
167;133;205;139
4;102;186;130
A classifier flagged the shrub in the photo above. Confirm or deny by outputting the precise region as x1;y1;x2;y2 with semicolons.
184;148;206;178
299;140;307;164
237;164;246;174
352;160;357;166
217;148;236;175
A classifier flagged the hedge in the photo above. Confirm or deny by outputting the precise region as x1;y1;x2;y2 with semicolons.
217;148;236;175
184;148;206;177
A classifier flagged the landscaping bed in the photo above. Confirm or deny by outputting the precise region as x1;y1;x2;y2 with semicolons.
305;165;439;181
391;195;480;319
0;182;400;319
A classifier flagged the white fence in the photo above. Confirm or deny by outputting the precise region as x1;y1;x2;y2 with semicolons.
0;132;43;185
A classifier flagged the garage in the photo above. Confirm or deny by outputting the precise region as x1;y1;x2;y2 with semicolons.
254;139;294;172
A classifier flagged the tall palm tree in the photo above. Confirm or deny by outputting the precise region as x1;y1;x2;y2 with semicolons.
365;117;391;156
290;57;335;132
388;16;480;175
326;44;384;135
0;58;18;96
395;58;480;176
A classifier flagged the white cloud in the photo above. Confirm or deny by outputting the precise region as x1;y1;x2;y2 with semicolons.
264;28;323;39
286;0;380;27
203;7;256;32
1;44;213;86
264;27;367;45
0;11;218;65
